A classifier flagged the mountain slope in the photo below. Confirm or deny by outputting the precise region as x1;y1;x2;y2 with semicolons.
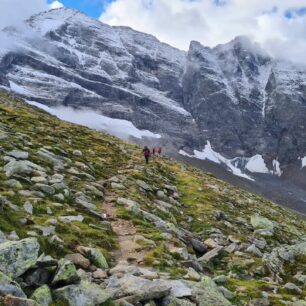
0;90;306;305
1;7;306;185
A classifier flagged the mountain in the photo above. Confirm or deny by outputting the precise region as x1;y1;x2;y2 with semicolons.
1;7;306;188
0;90;305;305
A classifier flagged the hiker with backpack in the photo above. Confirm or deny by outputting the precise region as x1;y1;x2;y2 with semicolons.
143;146;151;164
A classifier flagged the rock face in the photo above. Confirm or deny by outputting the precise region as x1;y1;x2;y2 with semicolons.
2;7;306;186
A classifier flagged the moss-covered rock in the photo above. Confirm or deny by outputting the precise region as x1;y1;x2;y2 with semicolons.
31;285;53;306
51;259;79;286
0;238;40;277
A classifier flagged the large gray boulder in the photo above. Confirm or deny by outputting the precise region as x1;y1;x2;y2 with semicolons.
107;275;171;301
7;150;29;160
53;280;111;306
36;148;70;169
0;271;26;298
3;160;45;177
0;238;40;277
183;277;231;306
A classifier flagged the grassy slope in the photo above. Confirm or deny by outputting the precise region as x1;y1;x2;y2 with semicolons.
0;91;305;305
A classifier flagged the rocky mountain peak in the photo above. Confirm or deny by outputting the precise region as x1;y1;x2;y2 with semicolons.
1;8;306;195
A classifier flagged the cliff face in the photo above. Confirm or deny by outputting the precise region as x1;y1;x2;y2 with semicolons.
1;8;306;182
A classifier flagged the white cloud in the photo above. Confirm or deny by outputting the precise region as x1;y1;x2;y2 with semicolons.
50;1;64;9
0;0;48;30
100;0;306;64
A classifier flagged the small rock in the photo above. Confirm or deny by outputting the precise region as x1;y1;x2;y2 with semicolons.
59;215;84;223
246;244;263;257
198;246;224;263
65;254;90;269
204;238;219;249
73;150;82;157
7;231;19;241
92;269;108;279
23;201;33;215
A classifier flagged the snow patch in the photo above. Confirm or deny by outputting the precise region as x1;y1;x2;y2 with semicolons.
301;156;306;169
26;101;161;140
245;155;269;174
272;159;282;176
180;141;254;181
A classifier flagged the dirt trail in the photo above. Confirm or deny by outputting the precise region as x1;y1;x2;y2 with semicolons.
103;192;147;265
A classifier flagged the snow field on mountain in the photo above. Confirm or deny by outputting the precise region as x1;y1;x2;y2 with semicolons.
26;101;162;140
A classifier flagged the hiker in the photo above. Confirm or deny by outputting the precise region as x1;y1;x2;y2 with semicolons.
157;147;162;155
143;146;151;164
152;147;156;155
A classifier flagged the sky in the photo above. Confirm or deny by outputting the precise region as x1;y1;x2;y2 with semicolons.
1;0;306;64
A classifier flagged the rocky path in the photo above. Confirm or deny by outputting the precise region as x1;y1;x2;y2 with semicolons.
103;192;146;265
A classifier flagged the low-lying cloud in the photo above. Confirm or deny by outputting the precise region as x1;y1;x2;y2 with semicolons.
100;0;306;65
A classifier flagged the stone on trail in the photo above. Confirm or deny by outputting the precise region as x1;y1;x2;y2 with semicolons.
0;238;40;277
53;280;111;306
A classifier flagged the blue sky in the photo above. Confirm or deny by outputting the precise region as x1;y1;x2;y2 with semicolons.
48;0;112;18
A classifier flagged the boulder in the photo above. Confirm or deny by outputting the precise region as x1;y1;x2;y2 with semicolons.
5;179;23;189
65;254;90;269
31;285;52;306
53;280;111;306
0;238;40;277
51;259;79;286
1;295;39;306
23;201;33;215
108;275;171;301
7;150;29;160
183;277;231;306
3;160;44;177
0;230;6;243
162;296;196;306
116;198;140;212
33;184;55;195
77;247;109;269
36;148;69;169
251;215;274;231
0;271;26;298
198;246;224;263
136;180;153;192
283;282;302;295
59;215;84;224
157;280;192;298
191;238;207;255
